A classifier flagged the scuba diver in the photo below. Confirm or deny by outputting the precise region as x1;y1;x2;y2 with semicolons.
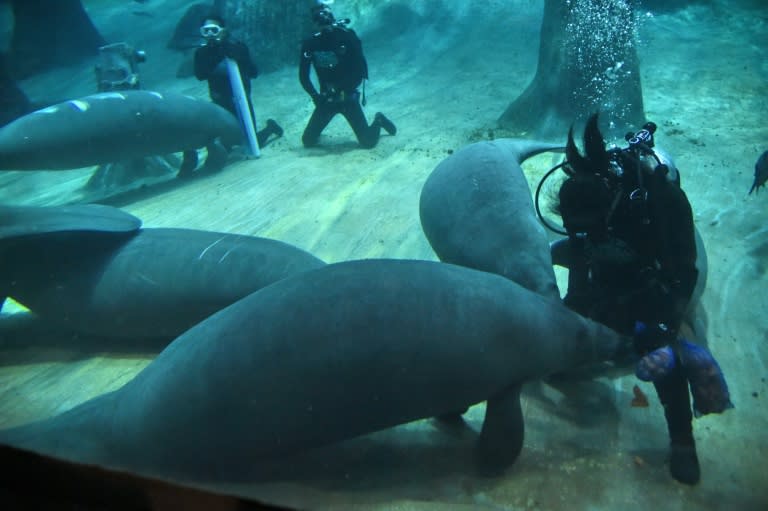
94;42;146;92
299;3;396;149
544;113;731;485
182;14;284;175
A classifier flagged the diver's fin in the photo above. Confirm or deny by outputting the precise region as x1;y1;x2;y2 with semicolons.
565;125;587;175
583;112;609;173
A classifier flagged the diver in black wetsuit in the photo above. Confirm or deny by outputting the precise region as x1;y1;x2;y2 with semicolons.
554;114;705;485
181;14;283;175
299;4;396;149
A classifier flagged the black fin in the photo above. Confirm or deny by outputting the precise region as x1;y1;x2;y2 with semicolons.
565;125;587;176
583;112;609;174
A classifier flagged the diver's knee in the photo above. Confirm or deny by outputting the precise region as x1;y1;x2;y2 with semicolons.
358;134;378;149
302;133;319;148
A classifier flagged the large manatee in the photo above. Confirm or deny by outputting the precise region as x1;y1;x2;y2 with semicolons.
0;259;631;481
0;204;325;340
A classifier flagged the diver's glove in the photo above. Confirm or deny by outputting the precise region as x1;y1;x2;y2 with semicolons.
311;92;327;106
634;333;734;417
221;43;239;60
633;321;676;354
635;344;676;381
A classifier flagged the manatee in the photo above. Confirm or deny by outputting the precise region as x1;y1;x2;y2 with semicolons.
0;259;631;481
0;90;241;171
419;139;564;299
0;204;325;340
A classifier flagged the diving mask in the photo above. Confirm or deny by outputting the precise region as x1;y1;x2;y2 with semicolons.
201;23;224;39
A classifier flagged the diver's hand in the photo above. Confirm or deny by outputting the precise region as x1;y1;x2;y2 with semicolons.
633;321;676;354
221;44;238;60
311;92;328;106
636;345;676;382
202;40;227;63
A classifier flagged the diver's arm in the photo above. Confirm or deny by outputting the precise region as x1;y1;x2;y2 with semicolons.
194;44;223;80
233;41;258;79
360;53;369;81
656;186;699;329
561;236;594;318
349;30;369;80
299;46;318;98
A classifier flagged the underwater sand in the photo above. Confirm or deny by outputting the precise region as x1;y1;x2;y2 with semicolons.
0;1;766;509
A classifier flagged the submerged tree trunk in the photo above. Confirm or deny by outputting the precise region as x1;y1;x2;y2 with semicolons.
216;0;316;72
8;0;105;78
498;0;645;139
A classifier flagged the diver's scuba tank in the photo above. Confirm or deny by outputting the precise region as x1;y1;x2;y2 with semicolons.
620;122;681;186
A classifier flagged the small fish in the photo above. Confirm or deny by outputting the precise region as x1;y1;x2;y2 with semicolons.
133;0;149;4
749;150;768;194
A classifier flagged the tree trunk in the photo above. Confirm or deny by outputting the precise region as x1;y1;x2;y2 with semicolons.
8;0;105;78
217;0;316;72
498;0;645;139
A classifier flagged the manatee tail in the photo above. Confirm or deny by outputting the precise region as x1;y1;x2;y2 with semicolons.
501;138;565;166
0;204;142;241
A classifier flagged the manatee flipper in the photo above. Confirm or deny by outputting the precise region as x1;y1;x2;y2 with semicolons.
179;150;199;177
202;140;229;173
475;383;524;476
0;204;141;240
434;407;469;426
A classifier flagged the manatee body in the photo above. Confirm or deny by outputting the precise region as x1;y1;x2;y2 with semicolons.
420;139;563;299
0;259;629;481
0;90;241;170
0;205;325;339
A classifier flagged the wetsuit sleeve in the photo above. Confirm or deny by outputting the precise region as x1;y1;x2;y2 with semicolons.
349;30;369;80
232;41;258;79
654;185;699;329
298;42;318;97
194;44;224;81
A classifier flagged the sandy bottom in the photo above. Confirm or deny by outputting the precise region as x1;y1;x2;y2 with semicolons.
1;1;766;509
